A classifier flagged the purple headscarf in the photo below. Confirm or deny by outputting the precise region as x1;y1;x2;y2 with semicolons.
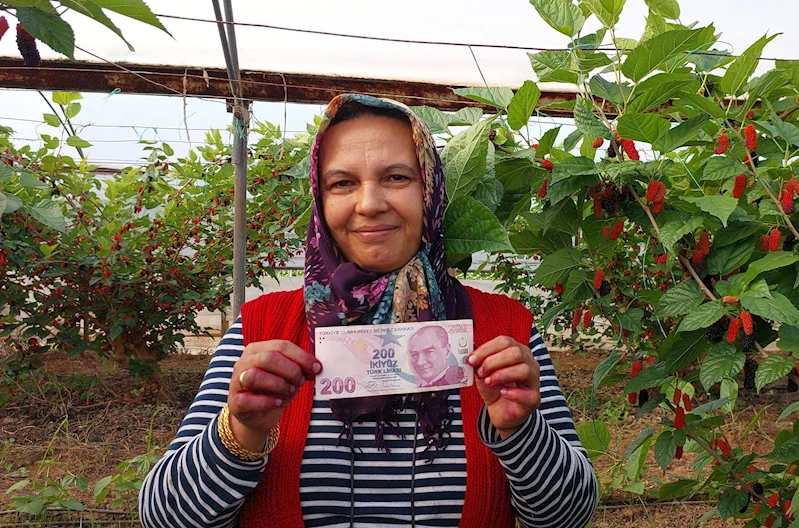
304;94;472;450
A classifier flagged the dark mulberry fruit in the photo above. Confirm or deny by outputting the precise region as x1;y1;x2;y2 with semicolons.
784;235;796;252
744;358;758;390
705;318;728;342
16;24;41;67
741;333;755;351
607;143;617;158
753;482;764;496
598;280;611;297
788;377;798;393
638;389;649;407
601;190;617;216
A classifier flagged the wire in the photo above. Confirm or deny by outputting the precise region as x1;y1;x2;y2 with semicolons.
152;12;797;62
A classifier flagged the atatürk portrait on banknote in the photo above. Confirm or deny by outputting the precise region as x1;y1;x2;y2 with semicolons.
408;325;465;388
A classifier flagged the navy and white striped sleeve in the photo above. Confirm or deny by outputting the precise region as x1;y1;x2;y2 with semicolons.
478;324;599;528
138;317;266;528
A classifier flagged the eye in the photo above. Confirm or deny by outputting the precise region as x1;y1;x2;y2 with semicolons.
330;179;353;188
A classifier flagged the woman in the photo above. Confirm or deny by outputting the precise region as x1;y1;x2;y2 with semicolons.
139;94;598;528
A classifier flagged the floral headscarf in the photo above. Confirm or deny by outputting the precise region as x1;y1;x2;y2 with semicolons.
304;94;472;450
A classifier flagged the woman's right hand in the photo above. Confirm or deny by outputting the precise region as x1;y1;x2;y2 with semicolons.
227;340;322;452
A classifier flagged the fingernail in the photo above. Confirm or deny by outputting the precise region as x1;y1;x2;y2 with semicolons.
275;398;283;407
500;388;508;397
289;385;296;394
477;367;484;377
485;376;492;386
313;362;322;374
468;355;476;365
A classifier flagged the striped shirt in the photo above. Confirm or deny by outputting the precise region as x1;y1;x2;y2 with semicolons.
139;317;598;528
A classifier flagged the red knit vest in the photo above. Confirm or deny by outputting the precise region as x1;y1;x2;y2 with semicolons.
237;286;531;528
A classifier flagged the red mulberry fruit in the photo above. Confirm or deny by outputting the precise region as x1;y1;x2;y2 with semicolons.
675;445;683;459
782;189;795;214
745;124;757;151
538;178;548;198
593;269;605;290
681;393;693;412
760;234;770;252
697;231;711;255
741;310;754;335
622;139;640;160
768;493;780;508
732;174;747;198
583;310;593;328
653;181;667;203
768;229;781;252
716;438;731;457
16;24;41;67
602;225;611;238
593;199;604;219
553;282;564;295
631;359;643;378
0;17;9;42
651;200;664;214
722;296;738;305
572;308;583;328
628;392;638;405
674;406;685;429
746;109;755;120
609;219;624;241
714;134;730;155
787;177;799;196
645;181;659;202
691;249;705;265
673;388;682;406
541;159;554;171
592;137;604;148
726;317;741;343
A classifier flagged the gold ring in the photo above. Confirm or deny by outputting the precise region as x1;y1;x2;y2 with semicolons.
239;370;247;389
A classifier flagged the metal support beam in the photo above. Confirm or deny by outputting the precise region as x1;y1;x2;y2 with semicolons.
0;57;587;117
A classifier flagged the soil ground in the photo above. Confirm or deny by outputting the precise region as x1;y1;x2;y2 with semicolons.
1;342;797;527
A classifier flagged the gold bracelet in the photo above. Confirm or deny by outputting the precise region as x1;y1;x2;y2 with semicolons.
217;405;280;461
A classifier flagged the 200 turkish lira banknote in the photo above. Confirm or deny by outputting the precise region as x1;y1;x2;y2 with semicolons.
314;319;474;400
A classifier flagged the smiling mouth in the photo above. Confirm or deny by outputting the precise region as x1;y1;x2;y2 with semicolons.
353;226;398;240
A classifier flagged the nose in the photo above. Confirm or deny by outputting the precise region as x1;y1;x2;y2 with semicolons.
355;181;390;217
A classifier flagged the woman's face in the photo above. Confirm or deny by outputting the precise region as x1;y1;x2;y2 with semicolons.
319;115;424;273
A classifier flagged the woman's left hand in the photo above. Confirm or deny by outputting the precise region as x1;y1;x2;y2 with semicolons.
468;336;541;439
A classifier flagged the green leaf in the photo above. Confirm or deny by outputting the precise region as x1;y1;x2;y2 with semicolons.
92;0;171;35
719;379;738;413
656;280;704;318
441;118;494;202
721;33;779;96
6;479;30;494
766;436;799;463
617;112;671;144
700;343;745;390
718;490;750;521
741;293;799;326
0;192;23;214
654;430;676;473
701;157;747;181
573;96;613;140
533;248;583;288
29;199;66;232
777;401;799;422
52;91;82;105
582;0;625;28
443;196;513;257
656;115;710;153
589;75;630;106
706;240;754;276
17;496;44;516
690;397;730;415
536;126;562;158
678;300;726;332
93;475;113;502
624;363;669;394
628;79;691;114
770;111;799;147
644;0;679;19
66;135;92;148
743;252;799;284
472;177;503;213
677;92;727;119
450;107;483;126
658;217;703;251
508;81;542;131
621;26;715;82
17;7;75;58
575;420;611;461
60;498;84;511
592;352;620;394
755;354;796;393
552;156;597;182
452;87;514;109
43;113;61;127
777;325;799;354
20;172;49;189
64;102;81;119
663;330;708;374
681;195;738;227
59;0;134;50
411;106;451;134
529;0;586;37
528;51;579;84
659;479;698;500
